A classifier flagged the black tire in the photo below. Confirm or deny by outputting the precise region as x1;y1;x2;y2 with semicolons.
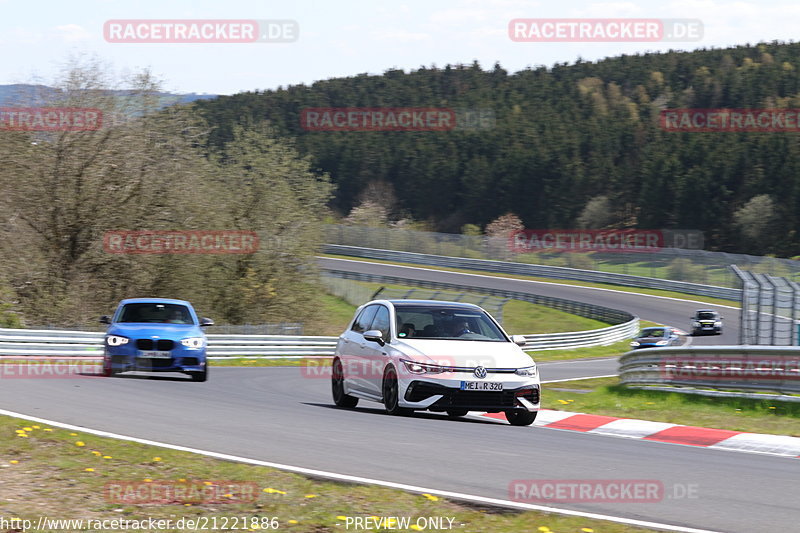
505;410;537;426
190;366;208;382
446;409;469;418
382;366;411;416
331;358;358;408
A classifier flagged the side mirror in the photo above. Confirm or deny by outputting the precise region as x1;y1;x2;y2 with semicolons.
511;335;528;347
99;315;111;324
200;317;214;327
363;329;385;345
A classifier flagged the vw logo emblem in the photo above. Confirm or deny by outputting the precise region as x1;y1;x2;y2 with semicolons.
474;366;487;379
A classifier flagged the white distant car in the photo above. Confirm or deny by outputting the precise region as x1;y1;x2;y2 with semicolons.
331;300;540;425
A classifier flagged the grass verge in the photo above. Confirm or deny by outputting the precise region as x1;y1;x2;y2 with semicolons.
542;377;800;436
0;415;659;533
321;254;739;310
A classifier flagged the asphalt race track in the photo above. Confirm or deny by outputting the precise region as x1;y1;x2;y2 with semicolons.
2;260;797;533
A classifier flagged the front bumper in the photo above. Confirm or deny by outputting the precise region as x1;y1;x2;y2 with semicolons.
399;374;540;413
104;345;206;373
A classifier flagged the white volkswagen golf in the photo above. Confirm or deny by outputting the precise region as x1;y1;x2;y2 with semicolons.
331;299;540;425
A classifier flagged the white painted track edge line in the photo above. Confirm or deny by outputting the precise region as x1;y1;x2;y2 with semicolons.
542;374;618;383
0;408;721;533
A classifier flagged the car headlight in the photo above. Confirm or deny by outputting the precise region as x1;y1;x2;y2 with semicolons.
106;335;129;347
181;337;205;349
693;321;701;327
655;340;669;346
515;365;537;377
401;359;447;374
630;341;640;347
714;321;722;327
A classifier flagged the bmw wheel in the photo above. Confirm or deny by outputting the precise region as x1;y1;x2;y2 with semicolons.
332;358;359;408
505;410;537;426
382;365;411;416
190;366;208;382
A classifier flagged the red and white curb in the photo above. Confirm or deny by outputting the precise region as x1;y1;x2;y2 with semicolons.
480;409;800;458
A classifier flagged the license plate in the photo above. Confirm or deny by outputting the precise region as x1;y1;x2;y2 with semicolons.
138;350;172;359
461;381;503;391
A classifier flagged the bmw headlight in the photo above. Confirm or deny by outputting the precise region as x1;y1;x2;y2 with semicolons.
181;337;206;349
630;341;640;347
515;365;537;377
105;335;129;347
401;359;446;374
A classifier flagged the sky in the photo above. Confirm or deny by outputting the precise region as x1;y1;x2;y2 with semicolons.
1;0;798;95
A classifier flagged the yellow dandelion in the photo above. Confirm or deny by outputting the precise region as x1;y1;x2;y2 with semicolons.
16;434;28;438
103;456;112;459
336;516;347;521
224;494;233;498
769;406;776;409
262;488;286;494
91;451;101;456
178;478;186;482
538;527;550;532
152;457;162;462
143;478;152;483
204;481;213;486
32;425;40;429
22;427;32;431
184;503;191;507
422;493;439;501
43;428;53;432
411;526;423;532
9;460;19;464
288;520;298;525
14;430;26;434
304;494;317;498
75;441;85;447
557;399;569;405
581;529;595;533
84;468;95;472
69;433;78;436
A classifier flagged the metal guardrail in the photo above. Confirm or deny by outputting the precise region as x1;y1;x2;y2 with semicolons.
619;346;800;395
0;328;337;357
323;244;742;301
321;268;638;351
0;305;638;357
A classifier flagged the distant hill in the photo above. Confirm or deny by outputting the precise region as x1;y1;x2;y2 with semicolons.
0;84;218;107
192;41;800;255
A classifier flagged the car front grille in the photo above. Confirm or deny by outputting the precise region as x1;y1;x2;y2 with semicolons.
405;381;540;410
135;339;174;351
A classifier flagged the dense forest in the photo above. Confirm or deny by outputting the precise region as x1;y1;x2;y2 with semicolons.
195;41;800;256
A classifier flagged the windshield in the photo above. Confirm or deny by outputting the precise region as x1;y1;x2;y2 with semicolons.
117;303;194;324
394;306;507;342
697;312;717;320
639;328;665;338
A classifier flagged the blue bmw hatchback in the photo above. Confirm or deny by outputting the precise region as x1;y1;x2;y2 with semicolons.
101;298;213;381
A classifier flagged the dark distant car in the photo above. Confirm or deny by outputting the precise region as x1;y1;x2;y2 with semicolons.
101;298;213;381
630;327;682;349
691;309;723;336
